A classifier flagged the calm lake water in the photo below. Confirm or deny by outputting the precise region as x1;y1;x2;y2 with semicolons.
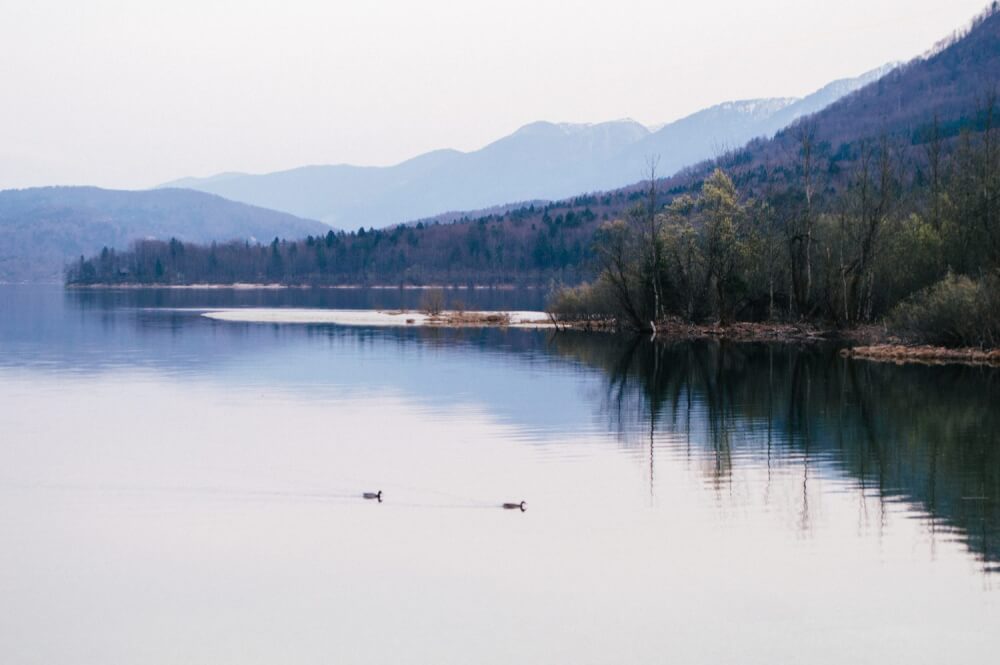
1;285;998;664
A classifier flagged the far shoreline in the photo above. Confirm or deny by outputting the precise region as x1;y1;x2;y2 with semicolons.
64;282;537;291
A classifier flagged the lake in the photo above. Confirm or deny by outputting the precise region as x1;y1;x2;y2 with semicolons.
0;285;997;664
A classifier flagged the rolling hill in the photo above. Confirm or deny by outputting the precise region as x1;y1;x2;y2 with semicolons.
0;187;328;282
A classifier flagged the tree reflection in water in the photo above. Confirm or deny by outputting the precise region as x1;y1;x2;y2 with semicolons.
550;332;1000;572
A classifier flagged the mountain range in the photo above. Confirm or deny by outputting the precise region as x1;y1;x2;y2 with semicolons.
79;4;1000;291
162;64;895;229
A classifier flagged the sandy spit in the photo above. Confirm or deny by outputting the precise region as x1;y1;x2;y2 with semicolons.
201;308;553;328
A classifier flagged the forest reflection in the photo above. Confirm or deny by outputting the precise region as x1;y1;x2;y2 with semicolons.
550;332;1000;571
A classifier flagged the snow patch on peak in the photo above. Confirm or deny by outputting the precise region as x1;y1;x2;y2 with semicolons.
513;119;650;137
715;98;799;117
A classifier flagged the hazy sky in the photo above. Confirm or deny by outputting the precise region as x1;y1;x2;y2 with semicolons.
0;0;989;190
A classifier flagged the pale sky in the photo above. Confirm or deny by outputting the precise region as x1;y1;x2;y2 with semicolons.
0;0;989;190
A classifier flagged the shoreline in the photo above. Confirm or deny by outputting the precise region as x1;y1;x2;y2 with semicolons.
61;284;999;366
552;319;862;342
65;282;536;291
555;318;1000;367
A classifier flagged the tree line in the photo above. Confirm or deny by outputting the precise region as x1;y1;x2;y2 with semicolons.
66;200;617;288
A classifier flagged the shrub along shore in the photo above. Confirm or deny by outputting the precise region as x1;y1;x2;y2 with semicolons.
549;315;1000;366
841;344;1000;366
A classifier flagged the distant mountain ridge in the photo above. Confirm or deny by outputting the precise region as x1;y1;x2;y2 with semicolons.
0;186;327;282
161;64;894;229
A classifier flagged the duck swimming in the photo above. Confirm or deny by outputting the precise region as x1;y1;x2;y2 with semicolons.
502;501;526;512
363;491;382;502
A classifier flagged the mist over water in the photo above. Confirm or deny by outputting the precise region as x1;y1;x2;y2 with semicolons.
1;285;998;664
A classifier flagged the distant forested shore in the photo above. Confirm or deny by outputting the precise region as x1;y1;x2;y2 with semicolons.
64;198;608;290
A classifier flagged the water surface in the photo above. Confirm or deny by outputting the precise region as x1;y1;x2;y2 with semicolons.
1;285;997;664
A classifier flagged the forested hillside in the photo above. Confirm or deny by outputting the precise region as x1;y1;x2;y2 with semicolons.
546;4;1000;344
65;197;614;287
